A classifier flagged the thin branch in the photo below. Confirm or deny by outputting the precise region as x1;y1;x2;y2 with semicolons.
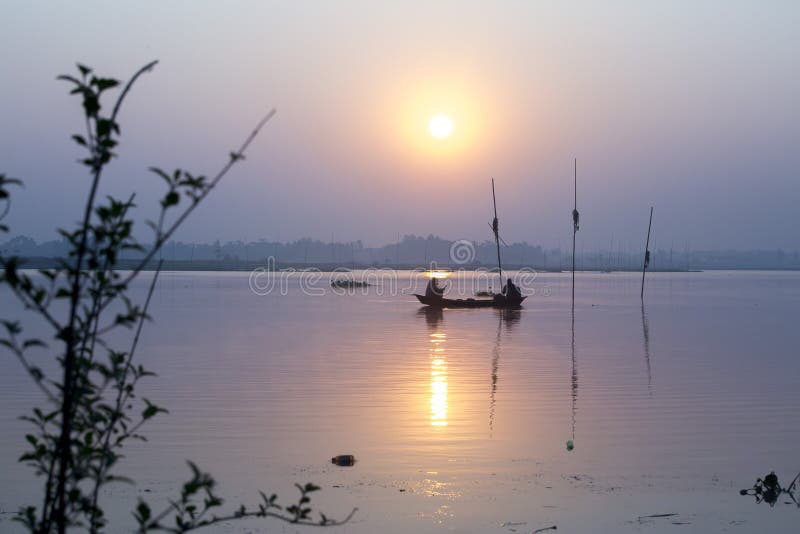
39;452;58;533
111;61;158;124
0;196;10;221
83;193;137;365
113;109;276;292
143;505;358;533
7;284;62;332
185;507;358;531
89;259;162;533
11;349;57;403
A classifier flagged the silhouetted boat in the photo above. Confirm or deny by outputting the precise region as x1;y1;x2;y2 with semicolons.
414;294;526;308
413;179;526;309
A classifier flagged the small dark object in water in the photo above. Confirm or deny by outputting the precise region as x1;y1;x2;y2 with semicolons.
331;280;370;288
532;526;557;533
740;470;800;508
638;513;677;519
331;454;356;466
566;440;574;451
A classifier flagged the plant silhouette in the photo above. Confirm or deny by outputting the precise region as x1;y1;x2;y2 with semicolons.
0;62;354;533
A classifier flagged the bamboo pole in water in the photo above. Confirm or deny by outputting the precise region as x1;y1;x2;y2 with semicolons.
571;159;579;303
569;158;579;452
641;207;654;299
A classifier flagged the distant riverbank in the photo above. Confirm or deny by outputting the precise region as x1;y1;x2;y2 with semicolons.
11;256;711;273
6;258;716;273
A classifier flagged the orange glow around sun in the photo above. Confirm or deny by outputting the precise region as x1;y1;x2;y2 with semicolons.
388;78;486;161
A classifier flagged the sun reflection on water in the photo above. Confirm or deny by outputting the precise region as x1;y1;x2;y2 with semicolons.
430;332;448;427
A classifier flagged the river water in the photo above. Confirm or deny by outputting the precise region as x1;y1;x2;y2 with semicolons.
1;270;799;532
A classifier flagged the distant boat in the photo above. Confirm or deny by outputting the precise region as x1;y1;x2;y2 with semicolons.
331;280;371;288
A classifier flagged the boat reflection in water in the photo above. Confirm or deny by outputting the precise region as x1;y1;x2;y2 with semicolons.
490;309;520;436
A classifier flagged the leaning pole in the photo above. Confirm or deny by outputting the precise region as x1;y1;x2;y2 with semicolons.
641;206;654;300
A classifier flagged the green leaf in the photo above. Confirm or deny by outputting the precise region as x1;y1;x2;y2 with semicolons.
56;74;81;85
92;77;120;91
135;500;151;523
0;174;23;186
55;288;72;299
28;367;43;382
1;320;22;335
23;339;46;349
142;399;168;420
96;118;114;138
161;191;180;208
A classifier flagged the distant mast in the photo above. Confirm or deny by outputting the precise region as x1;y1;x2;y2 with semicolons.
491;178;503;283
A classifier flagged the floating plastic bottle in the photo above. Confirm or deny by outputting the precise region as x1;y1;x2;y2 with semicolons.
331;454;355;466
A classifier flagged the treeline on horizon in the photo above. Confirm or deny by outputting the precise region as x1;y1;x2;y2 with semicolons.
4;234;800;271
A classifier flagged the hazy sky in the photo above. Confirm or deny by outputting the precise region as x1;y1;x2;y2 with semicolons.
1;1;798;251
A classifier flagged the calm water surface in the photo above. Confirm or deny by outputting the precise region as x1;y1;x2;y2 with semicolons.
1;270;799;532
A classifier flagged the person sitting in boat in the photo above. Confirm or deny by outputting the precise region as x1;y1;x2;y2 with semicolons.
502;278;521;300
425;276;447;298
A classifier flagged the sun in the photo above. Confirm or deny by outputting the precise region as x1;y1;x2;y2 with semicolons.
428;114;453;139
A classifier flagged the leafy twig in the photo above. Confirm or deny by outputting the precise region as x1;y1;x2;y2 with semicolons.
114;109;276;292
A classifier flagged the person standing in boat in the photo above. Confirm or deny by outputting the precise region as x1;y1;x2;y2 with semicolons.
425;276;448;298
502;278;521;300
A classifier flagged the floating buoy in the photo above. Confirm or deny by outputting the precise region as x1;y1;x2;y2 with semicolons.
331;454;355;466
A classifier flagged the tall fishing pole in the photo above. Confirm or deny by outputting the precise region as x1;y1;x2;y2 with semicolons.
571;159;579;304
641;206;654;300
491;178;503;284
567;159;579;452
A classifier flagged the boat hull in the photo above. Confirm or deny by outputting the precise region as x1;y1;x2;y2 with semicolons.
414;294;526;309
